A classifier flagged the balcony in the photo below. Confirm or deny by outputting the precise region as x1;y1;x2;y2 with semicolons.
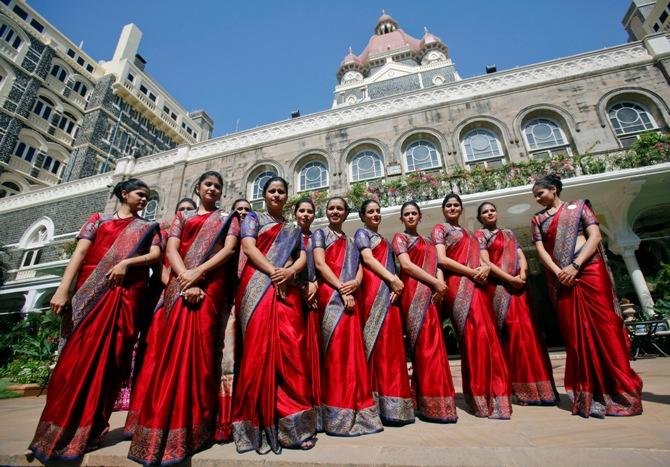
27;113;50;133
44;74;66;95
37;169;60;185
68;91;88;110
6;156;34;175
343;137;670;210
52;127;74;146
0;40;18;60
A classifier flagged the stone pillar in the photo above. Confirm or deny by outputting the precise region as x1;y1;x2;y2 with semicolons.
620;246;655;315
20;289;43;313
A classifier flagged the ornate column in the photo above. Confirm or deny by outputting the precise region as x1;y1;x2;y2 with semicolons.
609;238;655;314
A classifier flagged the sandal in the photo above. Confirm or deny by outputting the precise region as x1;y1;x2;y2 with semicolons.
300;436;317;450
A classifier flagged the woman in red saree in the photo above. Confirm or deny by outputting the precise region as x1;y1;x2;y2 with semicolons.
232;176;317;454
114;197;196;413
213;198;251;443
27;179;161;462
531;174;642;418
432;193;512;419
476;202;558;406
294;198;323;432
355;200;414;426
392;201;457;423
126;171;240;465
313;197;383;436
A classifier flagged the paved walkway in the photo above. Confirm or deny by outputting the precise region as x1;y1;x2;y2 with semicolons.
1;354;669;466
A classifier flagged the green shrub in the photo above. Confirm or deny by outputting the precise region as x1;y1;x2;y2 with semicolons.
0;357;51;386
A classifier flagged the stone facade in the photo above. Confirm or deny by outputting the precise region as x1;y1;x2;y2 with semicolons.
0;1;213;199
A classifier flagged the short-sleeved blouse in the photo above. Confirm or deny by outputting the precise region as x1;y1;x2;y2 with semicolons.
531;201;599;243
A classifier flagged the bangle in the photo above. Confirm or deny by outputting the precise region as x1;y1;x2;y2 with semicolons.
570;261;580;270
143;254;149;266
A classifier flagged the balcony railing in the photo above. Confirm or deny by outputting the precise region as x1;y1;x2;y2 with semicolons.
337;132;670;210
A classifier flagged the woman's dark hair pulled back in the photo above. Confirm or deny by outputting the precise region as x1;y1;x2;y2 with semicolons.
294;197;316;214
262;176;288;196
326;196;350;213
533;174;563;196
476;201;497;224
359;198;381;221
441;192;462;209
111;178;149;202
193;171;223;197
400;200;421;216
175;197;196;213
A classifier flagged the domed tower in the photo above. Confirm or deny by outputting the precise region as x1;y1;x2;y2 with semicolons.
333;13;460;108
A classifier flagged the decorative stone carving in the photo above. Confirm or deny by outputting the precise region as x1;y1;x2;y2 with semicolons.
432;75;445;85
342;71;364;84
422;50;446;65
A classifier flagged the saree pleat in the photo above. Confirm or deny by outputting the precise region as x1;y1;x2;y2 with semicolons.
477;229;558;406
533;201;642;417
126;211;237;465
432;224;512;420
29;215;157;462
356;229;414;425
232;216;316;454
315;229;383;436
393;233;457;423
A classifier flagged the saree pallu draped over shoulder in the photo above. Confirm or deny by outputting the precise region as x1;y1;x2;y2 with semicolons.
29;214;159;463
392;233;457;423
126;210;239;466
314;228;383;436
232;212;316;454
476;228;557;406
355;228;414;426
532;200;642;418
431;223;512;419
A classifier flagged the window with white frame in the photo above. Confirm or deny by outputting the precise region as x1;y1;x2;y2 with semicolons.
72;80;87;97
41;155;61;175
0;181;21;198
523;118;571;159
0;23;22;50
299;160;328;192
140;193;159;221
33;96;54;121
57;112;77;135
14;141;37;163
250;170;277;202
49;64;67;82
350;150;384;182
461;128;506;167
608;102;657;136
404;140;441;172
20;225;48;269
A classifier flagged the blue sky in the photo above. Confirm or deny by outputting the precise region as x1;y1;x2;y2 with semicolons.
32;0;631;137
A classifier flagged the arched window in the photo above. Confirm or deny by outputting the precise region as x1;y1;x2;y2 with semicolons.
250;170;277;202
49;64;68;82
20;225;49;269
350;150;383;182
72;80;88;97
0;181;21;198
57;112;77;134
33;96;54;121
140;192;159;221
0;23;23;50
14;141;37;163
298;160;328;192
461;129;505;168
608;102;657;136
40;156;61;175
523;118;571;159
404;140;441;172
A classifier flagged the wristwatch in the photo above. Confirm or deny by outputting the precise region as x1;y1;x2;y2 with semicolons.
570;261;581;270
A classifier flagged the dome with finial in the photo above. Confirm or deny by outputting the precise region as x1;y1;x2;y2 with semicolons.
421;26;442;46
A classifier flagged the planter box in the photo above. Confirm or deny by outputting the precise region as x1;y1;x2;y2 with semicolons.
6;383;44;397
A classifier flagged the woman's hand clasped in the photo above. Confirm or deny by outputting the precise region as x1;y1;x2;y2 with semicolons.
177;268;204;290
182;287;205;305
557;265;578;286
270;267;294;287
106;260;129;287
338;280;359;296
